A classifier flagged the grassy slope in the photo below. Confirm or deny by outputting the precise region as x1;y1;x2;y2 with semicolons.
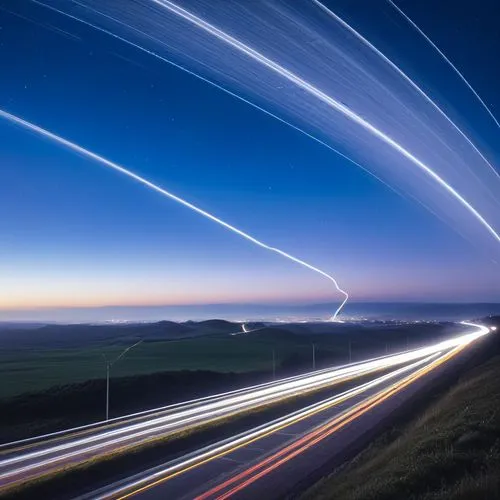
303;336;500;499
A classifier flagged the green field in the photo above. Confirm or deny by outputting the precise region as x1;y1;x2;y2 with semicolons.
0;320;449;399
0;333;348;398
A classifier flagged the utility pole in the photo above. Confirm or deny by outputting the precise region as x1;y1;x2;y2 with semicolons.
312;343;316;370
105;362;110;422
103;339;143;421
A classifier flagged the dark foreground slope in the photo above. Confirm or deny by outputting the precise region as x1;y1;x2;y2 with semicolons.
303;320;500;500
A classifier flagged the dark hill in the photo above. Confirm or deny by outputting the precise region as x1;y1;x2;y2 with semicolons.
0;320;241;349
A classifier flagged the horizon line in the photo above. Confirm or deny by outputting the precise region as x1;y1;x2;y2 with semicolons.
2;299;500;313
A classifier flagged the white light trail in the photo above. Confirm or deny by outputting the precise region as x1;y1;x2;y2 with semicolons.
0;108;348;320
313;0;500;180
83;321;489;499
150;0;500;245
0;352;440;486
0;322;488;478
0;322;489;490
89;354;439;500
32;0;399;191
30;0;415;202
387;0;500;130
1;349;406;450
0;351;408;472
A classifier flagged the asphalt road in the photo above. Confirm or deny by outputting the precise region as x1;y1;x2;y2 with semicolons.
0;322;490;498
81;321;490;500
0;344;440;491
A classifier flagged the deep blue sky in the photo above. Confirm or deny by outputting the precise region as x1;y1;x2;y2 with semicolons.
0;0;499;314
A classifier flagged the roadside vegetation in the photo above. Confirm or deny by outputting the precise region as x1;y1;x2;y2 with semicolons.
303;318;500;500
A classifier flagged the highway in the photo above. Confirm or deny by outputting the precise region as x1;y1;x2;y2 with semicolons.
0;348;436;490
0;322;490;497
76;321;490;500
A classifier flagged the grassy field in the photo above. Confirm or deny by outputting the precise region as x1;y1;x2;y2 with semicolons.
0;332;344;398
0;321;454;398
303;326;500;500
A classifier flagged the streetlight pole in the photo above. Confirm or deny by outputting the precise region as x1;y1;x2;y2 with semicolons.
103;339;143;421
105;362;110;422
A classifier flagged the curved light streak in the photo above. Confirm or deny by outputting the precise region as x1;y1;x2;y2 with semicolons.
0;108;348;320
2;347;424;451
32;0;401;199
0;322;488;490
313;0;500;179
72;322;488;499
149;0;500;245
111;356;438;500
387;0;500;130
203;350;459;500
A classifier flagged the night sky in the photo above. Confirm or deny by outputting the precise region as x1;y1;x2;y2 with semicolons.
0;0;499;317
